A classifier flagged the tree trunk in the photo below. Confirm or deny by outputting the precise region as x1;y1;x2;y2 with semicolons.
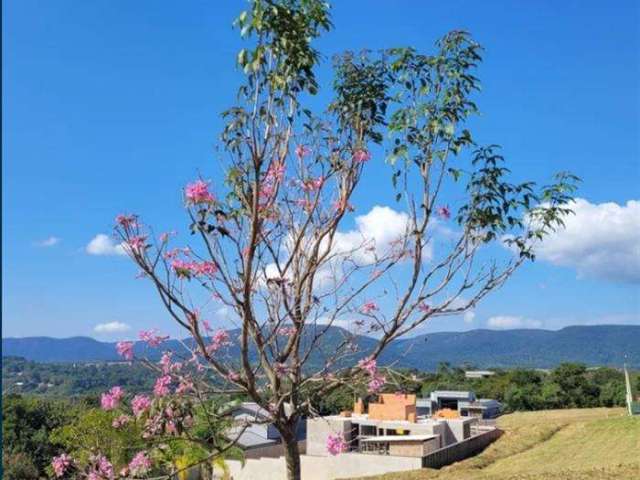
282;430;301;480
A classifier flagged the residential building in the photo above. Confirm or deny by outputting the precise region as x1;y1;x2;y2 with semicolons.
421;390;502;419
307;394;476;458
465;370;496;379
459;399;502;419
221;394;501;480
229;402;306;459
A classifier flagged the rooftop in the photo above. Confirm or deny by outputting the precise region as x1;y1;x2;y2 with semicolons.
227;423;278;449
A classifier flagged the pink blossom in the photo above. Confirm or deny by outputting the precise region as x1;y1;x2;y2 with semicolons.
274;362;288;375
116;341;134;360
131;394;152;417
128;452;152;477
357;357;377;376
112;414;131;429
300;176;324;192
127;235;147;254
171;258;192;278
166;420;177;434
100;386;124;411
159;352;173;374
360;301;379;314
333;197;354;213
88;454;114;480
115;214;137;229
368;373;386;394
352;149;371;163
295;145;311;158
172;259;218;279
259;183;276;203
175;379;194;394
266;161;286;182
138;329;168;347
153;375;172;397
52;454;73;478
326;433;348;456
294;198;314;212
185;180;215;204
202;319;213;331
436;205;451;220
207;329;230;354
191;261;218;276
226;371;240;382
164;247;187;260
277;326;297;336
418;303;431;313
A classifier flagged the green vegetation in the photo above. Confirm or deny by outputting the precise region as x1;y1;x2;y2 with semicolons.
2;394;242;479
351;408;640;480
2;356;155;396
49;408;144;471
3;360;637;478
2;395;80;478
312;362;637;415
421;362;634;411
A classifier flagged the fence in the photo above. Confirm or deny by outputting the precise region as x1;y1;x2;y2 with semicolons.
422;427;502;469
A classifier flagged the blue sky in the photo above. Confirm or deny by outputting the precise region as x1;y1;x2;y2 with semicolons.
3;0;639;339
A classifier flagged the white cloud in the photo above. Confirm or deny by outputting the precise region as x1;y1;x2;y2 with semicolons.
94;321;131;333
258;206;427;291
325;205;432;264
487;315;542;329
86;234;127;256
34;236;60;247
463;311;476;324
535;198;640;283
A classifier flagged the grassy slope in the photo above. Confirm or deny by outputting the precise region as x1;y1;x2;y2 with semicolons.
348;408;640;480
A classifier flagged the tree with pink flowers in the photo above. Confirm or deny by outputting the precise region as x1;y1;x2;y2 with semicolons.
66;1;578;479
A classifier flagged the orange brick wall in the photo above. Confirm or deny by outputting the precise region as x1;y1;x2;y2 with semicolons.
367;394;417;422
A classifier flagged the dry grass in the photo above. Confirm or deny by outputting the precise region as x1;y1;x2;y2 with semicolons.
347;408;640;480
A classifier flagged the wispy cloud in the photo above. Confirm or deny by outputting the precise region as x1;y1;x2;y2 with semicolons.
34;236;61;248
94;321;131;333
487;315;542;329
86;234;126;256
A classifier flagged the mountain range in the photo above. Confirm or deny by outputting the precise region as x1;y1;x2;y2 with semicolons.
3;325;639;369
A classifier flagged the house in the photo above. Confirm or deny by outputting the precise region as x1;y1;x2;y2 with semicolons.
229;402;306;459
307;394;477;458
420;390;502;419
221;394;501;480
429;390;476;411
459;399;502;419
465;370;496;379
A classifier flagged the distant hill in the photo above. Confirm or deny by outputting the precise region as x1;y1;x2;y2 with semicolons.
3;325;639;369
382;325;640;369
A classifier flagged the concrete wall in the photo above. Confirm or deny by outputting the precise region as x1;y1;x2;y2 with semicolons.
243;441;306;459
388;441;424;457
306;418;351;457
220;453;422;480
422;428;502;469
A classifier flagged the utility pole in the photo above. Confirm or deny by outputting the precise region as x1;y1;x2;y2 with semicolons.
624;363;633;417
